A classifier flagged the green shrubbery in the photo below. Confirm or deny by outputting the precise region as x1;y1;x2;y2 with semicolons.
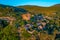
0;25;19;40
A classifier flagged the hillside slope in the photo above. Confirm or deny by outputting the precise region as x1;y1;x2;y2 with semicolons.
18;4;60;16
0;4;28;17
0;4;60;40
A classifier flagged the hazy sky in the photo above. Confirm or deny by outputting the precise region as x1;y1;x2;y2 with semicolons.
0;0;60;6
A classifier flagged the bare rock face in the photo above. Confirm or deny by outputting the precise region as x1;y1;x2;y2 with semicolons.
22;12;31;21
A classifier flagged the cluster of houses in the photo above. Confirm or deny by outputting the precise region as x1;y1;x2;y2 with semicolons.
16;13;60;39
21;12;59;35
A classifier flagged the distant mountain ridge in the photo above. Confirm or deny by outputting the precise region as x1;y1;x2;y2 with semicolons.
0;4;28;13
52;4;60;6
0;4;60;16
18;4;60;16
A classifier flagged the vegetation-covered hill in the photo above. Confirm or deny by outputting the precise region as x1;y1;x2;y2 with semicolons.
0;4;60;40
0;4;60;16
0;4;28;17
18;4;60;16
0;4;28;40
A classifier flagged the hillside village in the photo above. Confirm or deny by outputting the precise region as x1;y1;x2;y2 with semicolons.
20;12;60;40
0;4;60;40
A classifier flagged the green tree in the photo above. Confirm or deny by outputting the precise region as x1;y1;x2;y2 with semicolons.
0;25;19;40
